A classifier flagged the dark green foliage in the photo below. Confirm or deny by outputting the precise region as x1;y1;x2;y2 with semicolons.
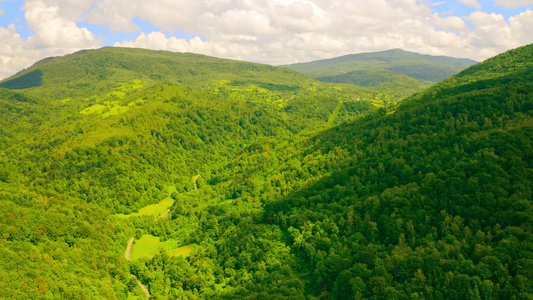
176;44;530;298
0;69;43;89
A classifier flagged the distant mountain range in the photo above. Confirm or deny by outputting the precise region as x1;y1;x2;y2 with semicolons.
282;49;478;98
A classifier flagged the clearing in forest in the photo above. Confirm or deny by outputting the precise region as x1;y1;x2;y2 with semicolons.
116;186;177;219
129;234;193;261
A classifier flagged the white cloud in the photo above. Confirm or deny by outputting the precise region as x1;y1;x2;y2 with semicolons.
0;8;4;15
0;0;100;79
432;13;469;32
86;0;207;33
103;0;533;64
494;0;533;8
0;24;43;79
466;11;521;48
458;0;482;9
2;0;533;80
23;0;100;49
509;9;533;45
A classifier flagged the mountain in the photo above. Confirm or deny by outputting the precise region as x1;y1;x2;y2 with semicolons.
282;49;477;98
0;47;396;213
0;47;369;100
1;44;532;299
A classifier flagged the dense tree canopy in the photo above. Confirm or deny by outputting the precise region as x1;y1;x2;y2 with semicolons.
0;45;531;299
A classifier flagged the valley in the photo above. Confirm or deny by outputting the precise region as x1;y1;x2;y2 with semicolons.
0;45;531;299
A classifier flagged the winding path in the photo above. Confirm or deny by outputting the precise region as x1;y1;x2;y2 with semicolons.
133;275;152;299
194;174;201;190
125;237;134;261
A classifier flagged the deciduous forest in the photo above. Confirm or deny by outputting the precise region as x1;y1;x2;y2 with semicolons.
0;45;531;299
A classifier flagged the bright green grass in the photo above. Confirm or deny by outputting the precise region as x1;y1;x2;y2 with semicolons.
115;198;174;219
81;103;107;114
137;198;173;216
80;79;145;117
116;186;177;219
130;234;193;261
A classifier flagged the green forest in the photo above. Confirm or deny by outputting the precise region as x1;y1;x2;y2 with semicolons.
0;44;531;299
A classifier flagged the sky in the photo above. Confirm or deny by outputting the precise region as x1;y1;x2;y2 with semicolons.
1;0;533;80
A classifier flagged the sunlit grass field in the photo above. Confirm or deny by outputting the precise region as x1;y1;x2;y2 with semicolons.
130;234;193;261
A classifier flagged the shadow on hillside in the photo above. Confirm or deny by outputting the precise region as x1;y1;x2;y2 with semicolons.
0;69;43;90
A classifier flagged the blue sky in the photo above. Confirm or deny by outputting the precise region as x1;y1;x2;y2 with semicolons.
1;0;532;79
0;0;32;38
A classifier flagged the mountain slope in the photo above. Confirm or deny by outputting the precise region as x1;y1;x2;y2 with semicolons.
282;49;477;98
145;44;533;298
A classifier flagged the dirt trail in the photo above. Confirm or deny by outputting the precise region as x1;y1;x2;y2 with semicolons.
132;274;152;299
125;237;134;261
159;209;170;219
194;174;200;189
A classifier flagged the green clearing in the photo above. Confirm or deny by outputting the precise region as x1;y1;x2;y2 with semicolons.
80;79;145;118
130;234;193;261
115;198;174;219
116;186;176;219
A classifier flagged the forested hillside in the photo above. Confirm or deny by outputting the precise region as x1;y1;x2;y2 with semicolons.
0;44;531;299
0;47;386;299
128;44;531;298
282;49;477;99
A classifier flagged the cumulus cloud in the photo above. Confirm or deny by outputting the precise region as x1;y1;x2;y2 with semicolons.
0;24;44;79
432;13;469;32
509;9;533;45
0;0;100;79
23;0;100;49
110;0;485;64
104;0;533;64
2;0;533;79
494;0;533;8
